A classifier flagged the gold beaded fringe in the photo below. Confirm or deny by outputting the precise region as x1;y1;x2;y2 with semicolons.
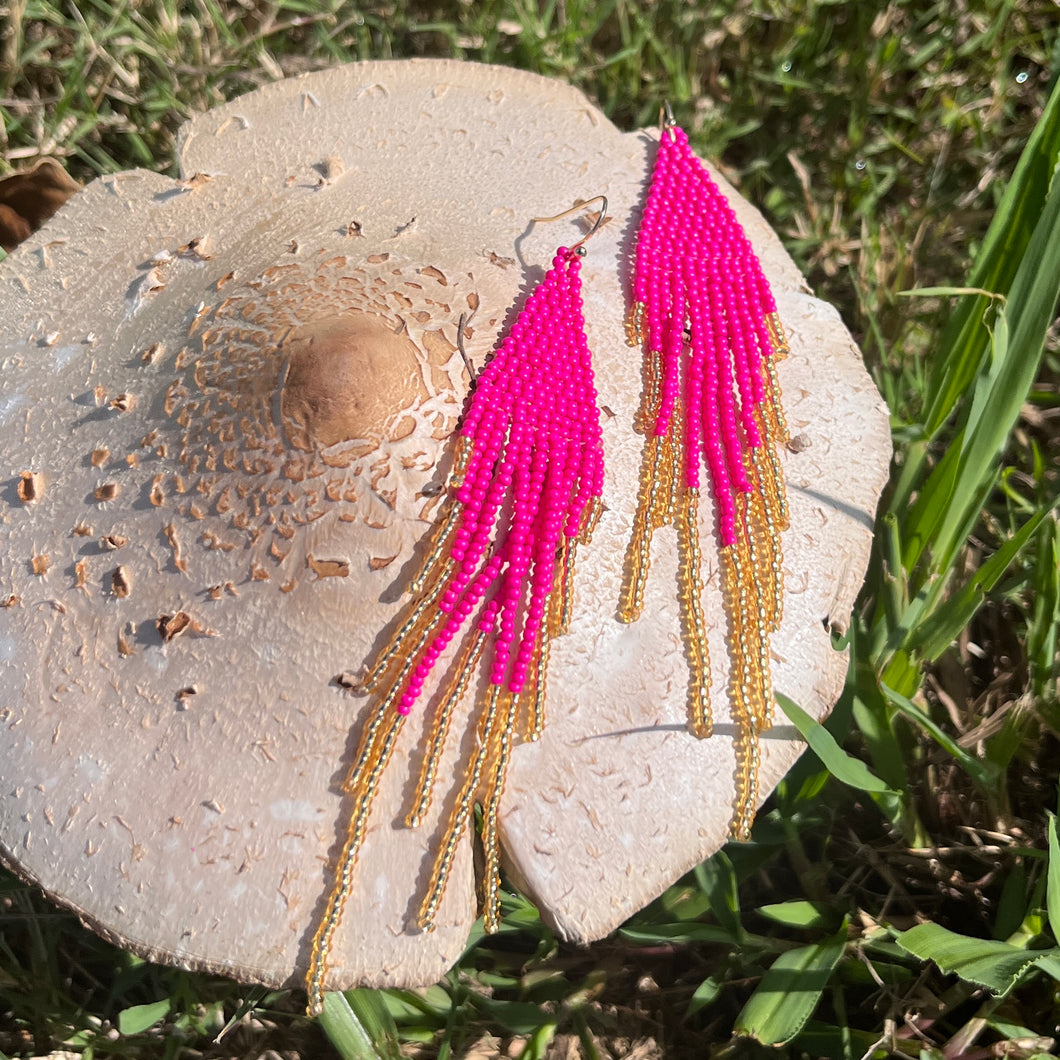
305;440;599;1015
619;307;790;842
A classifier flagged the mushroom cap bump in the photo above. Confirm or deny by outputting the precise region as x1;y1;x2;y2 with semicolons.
0;60;891;989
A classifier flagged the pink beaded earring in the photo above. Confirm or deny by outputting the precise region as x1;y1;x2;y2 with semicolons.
620;107;791;841
306;198;607;1016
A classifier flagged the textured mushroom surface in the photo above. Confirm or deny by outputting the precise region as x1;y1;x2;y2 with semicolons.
0;60;891;989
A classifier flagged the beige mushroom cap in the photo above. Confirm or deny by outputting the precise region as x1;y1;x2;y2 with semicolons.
0;60;890;990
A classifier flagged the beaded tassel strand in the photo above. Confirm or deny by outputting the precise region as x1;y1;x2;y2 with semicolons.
306;201;607;1017
619;112;790;841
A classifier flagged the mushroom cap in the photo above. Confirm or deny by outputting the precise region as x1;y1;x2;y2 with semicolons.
0;60;890;989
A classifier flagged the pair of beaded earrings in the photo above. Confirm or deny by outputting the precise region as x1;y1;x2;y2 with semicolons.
305;110;790;1015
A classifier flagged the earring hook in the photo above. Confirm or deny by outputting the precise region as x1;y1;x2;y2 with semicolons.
531;194;608;254
660;100;677;139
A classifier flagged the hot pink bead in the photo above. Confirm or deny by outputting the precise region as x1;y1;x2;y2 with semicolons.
392;245;604;716
630;122;786;546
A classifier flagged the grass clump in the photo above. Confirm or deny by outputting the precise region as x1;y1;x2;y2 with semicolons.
2;1;1060;1057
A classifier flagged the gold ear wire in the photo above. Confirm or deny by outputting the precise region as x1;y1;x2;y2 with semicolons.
660;100;677;139
532;195;608;253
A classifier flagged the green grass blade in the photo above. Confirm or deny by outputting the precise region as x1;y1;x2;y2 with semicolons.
469;996;555;1036
1048;814;1060;945
898;286;1008;300
116;998;171;1036
686;975;722;1017
1036;954;1060;983
692;851;743;941
893;923;1059;995
734;927;847;1045
940;172;1060;521
776;693;898;795
902;173;1060;585
344;989;404;1058
923;76;1060;433
849;652;913;792
317;991;389;1060
879;683;997;788
1028;516;1060;700
878;511;910;640
909;505;1054;662
959;303;1009;464
619;922;737;945
756;901;843;932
